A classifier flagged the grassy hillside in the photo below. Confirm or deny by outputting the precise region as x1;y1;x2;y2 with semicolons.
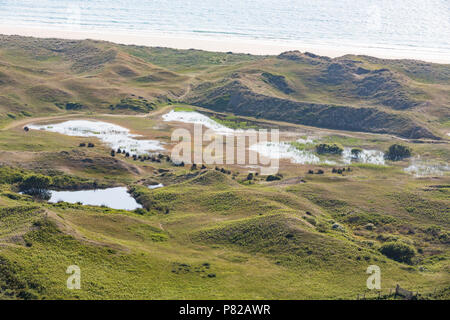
0;35;449;139
0;35;448;300
0;159;448;299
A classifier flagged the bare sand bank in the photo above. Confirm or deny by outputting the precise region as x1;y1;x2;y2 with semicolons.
0;24;449;63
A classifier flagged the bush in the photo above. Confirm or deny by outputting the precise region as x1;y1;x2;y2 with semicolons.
385;144;412;161
266;175;281;182
351;148;363;157
20;174;51;191
19;174;52;200
379;242;416;263
111;98;154;113
316;143;343;155
65;102;85;110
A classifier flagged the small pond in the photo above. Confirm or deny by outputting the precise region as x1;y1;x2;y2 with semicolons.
148;183;164;190
48;187;142;210
29;120;164;154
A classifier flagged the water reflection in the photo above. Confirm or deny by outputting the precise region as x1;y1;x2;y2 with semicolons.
48;187;142;210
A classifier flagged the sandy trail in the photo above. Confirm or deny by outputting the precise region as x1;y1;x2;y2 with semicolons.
1;105;173;131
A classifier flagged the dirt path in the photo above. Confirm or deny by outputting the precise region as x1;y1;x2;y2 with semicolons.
2;113;81;130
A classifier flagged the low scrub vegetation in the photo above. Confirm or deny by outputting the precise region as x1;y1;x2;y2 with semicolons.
315;143;344;155
379;242;416;263
385;144;412;161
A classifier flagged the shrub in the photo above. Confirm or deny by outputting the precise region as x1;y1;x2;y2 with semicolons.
316;143;343;155
379;242;416;263
65;102;85;110
111;98;154;113
19;174;52;200
20;174;51;191
385;144;412;161
351;148;363;157
266;175;281;181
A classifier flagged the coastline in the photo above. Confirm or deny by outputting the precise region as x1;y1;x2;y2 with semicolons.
0;24;449;64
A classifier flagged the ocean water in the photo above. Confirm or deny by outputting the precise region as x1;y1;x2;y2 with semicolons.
1;0;449;59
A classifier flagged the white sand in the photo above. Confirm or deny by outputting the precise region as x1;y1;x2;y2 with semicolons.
1;24;449;63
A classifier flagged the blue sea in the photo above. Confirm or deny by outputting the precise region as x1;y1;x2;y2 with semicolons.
1;0;449;60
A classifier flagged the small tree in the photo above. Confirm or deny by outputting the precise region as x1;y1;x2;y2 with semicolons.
19;174;52;199
351;148;363;158
385;144;412;161
20;174;51;191
316;143;344;155
266;175;281;181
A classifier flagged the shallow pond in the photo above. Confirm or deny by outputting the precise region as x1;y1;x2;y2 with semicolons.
342;148;385;165
162;110;238;135
249;142;323;165
48;187;142;210
29;120;164;154
404;158;450;177
148;183;164;189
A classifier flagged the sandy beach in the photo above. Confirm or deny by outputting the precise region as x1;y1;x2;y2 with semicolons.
1;24;449;64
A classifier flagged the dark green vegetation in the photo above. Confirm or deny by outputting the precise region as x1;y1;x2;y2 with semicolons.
110;97;155;113
380;242;416;263
316;143;344;155
385;144;412;161
0;35;448;300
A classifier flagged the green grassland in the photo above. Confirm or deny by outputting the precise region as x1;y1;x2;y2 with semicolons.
0;121;448;299
0;35;449;300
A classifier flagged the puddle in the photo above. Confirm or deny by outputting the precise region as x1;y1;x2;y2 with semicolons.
29;120;164;154
295;137;316;144
404;158;450;177
162;110;238;135
48;187;142;210
249;142;322;165
148;183;164;190
342;148;385;165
